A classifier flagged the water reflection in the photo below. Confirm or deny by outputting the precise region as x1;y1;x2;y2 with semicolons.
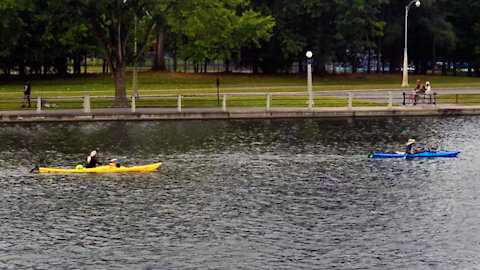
0;117;479;269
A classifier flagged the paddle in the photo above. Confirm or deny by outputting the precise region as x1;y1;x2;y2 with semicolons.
29;166;39;173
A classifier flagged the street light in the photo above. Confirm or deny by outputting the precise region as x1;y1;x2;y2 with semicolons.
132;6;152;99
402;0;421;87
306;51;314;108
133;13;139;98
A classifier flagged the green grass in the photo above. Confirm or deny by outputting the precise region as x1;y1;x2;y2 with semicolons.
134;96;386;108
1;72;479;109
1;72;480;96
1;95;386;111
437;94;480;105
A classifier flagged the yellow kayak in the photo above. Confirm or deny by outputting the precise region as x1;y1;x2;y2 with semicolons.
39;162;163;173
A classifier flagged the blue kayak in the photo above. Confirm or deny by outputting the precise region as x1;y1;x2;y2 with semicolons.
370;151;460;158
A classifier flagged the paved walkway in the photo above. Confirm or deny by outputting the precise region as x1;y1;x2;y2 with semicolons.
1;87;480;122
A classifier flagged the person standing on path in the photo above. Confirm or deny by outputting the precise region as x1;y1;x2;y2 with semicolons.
22;81;31;108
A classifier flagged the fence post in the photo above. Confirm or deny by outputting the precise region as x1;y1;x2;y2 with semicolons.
222;94;227;111
388;91;393;108
177;95;182;112
36;96;41;113
403;92;406;105
266;93;271;110
83;94;90;113
131;95;136;112
433;92;437;105
348;92;353;109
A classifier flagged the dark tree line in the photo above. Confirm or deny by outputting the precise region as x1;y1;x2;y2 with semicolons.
1;0;480;79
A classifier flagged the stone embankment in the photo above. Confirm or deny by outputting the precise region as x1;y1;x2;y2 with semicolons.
1;105;480;123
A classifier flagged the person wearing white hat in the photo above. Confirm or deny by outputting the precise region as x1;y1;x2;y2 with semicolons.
405;139;416;154
425;81;433;103
85;150;102;168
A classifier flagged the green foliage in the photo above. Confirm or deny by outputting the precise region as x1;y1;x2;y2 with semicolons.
168;0;274;64
1;0;480;77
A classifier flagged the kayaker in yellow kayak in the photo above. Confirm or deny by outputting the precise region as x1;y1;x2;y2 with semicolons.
85;150;102;168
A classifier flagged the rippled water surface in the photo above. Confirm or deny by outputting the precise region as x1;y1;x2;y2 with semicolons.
1;117;480;269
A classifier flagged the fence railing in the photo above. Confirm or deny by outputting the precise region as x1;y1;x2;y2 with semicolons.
2;91;479;112
402;92;437;105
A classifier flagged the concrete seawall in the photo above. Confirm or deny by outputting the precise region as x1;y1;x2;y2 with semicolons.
1;105;480;123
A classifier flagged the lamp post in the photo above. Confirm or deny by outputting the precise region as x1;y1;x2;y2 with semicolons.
402;0;421;87
132;13;139;98
306;51;313;108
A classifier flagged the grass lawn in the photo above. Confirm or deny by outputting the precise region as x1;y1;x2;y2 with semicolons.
0;95;387;111
1;72;480;96
0;72;478;109
437;94;480;105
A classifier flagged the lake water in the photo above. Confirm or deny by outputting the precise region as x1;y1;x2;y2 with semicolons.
1;117;479;269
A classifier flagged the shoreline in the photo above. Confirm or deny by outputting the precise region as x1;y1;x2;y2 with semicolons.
1;104;480;123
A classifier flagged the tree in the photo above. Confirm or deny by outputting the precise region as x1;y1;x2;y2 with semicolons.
334;0;387;73
451;0;480;76
167;0;274;72
151;17;168;71
0;0;34;75
68;0;157;107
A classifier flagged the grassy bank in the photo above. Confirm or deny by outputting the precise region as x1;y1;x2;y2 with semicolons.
1;72;479;110
0;95;386;111
438;94;480;105
1;72;480;97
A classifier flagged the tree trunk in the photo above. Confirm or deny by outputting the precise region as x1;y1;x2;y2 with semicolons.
173;56;177;72
113;61;128;107
376;37;382;74
367;49;371;74
252;50;259;74
225;59;230;73
453;61;457;76
441;61;447;75
152;31;166;71
314;57;327;75
84;54;88;74
194;62;198;73
431;37;436;75
103;59;108;74
19;61;25;76
422;60;428;75
57;57;67;75
73;56;80;74
352;52;357;74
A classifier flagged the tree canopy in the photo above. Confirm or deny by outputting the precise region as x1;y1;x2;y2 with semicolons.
1;0;480;81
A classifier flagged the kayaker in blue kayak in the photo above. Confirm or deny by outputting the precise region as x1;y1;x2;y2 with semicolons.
405;139;416;154
85;150;102;168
